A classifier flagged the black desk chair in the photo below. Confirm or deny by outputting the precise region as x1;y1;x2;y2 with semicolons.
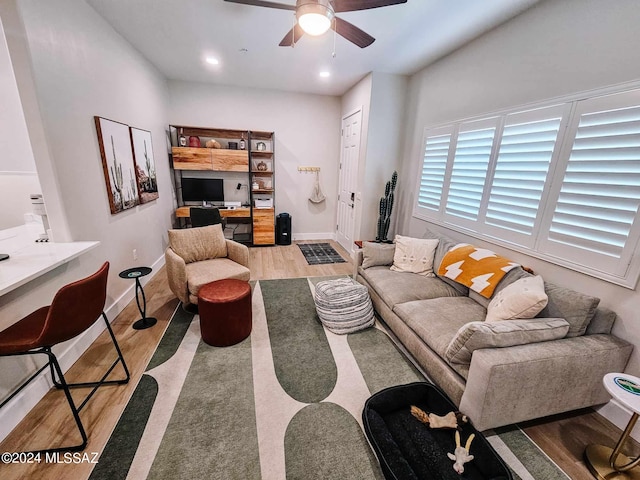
0;262;130;453
190;207;224;227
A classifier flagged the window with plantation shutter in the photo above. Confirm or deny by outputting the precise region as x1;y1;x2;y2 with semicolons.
412;86;640;287
444;120;497;222
540;91;640;279
416;126;453;213
483;106;566;246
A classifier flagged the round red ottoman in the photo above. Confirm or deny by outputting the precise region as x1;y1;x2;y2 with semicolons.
197;279;252;347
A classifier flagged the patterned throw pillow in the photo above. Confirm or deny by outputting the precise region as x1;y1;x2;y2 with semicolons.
485;275;548;322
390;235;439;276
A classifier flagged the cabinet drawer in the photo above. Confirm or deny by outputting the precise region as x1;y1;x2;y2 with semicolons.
252;209;275;245
172;147;212;170
211;150;249;172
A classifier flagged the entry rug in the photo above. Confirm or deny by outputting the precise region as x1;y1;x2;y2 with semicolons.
298;243;346;265
89;277;569;480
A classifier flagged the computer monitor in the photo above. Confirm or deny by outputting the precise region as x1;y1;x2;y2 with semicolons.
181;177;224;203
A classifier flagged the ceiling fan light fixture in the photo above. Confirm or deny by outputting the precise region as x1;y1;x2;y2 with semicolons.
297;3;334;36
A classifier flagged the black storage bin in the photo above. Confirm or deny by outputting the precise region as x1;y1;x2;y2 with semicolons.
276;212;291;245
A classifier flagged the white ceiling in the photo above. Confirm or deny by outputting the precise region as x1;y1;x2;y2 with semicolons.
88;0;539;96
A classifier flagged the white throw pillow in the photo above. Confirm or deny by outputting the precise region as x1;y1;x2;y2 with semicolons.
390;235;439;276
485;275;548;322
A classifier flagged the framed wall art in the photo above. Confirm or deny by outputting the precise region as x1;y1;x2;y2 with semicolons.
130;127;159;204
95;116;140;214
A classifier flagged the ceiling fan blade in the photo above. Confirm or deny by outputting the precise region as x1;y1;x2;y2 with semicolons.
224;0;295;11
279;24;305;46
333;17;375;48
332;0;407;13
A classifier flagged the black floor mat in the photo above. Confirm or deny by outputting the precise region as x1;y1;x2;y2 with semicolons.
298;243;346;265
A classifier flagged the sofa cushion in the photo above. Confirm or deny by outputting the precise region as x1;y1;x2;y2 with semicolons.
485;275;548;322
394;297;487;358
168;224;227;264
536;281;600;338
362;241;395;269
390;235;439;276
359;266;463;309
424;229;469;295
586;307;616;335
445;318;570;365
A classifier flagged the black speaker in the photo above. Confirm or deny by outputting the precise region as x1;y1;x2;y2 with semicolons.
276;212;291;245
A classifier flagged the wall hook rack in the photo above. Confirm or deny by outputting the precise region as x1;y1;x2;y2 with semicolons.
298;166;320;172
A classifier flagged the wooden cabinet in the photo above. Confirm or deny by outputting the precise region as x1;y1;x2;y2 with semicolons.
169;126;276;246
252;208;275;245
172;147;249;172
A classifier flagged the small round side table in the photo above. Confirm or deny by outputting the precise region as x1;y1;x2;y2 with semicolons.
585;373;640;480
119;267;157;330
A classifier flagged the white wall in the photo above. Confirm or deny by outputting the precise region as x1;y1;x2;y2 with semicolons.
0;0;174;440
168;81;341;239
0;15;41;230
0;173;41;230
398;0;640;431
341;72;408;245
362;73;408;241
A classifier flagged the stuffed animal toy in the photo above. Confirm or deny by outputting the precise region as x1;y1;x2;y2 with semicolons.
447;430;475;474
410;405;468;430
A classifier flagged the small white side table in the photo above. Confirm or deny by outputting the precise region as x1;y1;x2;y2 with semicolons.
585;373;640;480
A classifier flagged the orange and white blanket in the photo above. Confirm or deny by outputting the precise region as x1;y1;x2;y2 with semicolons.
437;243;520;298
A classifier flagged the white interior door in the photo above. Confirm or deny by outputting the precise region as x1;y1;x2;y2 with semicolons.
336;109;362;252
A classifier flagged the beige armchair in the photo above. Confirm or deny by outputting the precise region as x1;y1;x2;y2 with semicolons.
165;224;250;307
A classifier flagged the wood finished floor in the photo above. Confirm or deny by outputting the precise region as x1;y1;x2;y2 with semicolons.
0;239;634;479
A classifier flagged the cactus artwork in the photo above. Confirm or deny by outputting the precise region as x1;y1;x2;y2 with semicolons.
96;116;142;214
109;136;124;211
376;171;398;243
130;127;160;204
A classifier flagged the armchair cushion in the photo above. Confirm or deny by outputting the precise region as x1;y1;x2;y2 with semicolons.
168;224;227;264
186;258;251;304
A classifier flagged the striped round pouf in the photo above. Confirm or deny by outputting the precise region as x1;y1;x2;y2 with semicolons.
314;277;374;334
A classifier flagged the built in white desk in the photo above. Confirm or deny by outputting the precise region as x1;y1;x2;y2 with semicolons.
0;224;99;297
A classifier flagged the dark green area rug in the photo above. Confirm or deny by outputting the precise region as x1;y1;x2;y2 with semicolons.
89;277;569;480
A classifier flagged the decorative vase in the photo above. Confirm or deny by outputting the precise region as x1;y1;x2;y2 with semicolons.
188;136;200;147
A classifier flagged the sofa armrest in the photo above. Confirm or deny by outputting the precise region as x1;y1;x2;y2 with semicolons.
459;334;633;431
165;247;189;305
353;249;364;279
226;239;249;268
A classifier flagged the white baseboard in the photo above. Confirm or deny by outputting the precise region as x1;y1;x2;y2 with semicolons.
0;255;166;443
292;232;336;241
597;399;640;442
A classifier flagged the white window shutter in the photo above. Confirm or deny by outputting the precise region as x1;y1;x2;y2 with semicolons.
541;92;640;279
484;106;565;245
415;125;454;218
445;119;497;222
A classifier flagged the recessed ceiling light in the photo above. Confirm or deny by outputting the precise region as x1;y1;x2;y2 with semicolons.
319;71;330;78
206;57;219;65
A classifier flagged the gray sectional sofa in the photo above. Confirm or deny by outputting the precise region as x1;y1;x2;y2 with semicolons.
355;229;633;431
